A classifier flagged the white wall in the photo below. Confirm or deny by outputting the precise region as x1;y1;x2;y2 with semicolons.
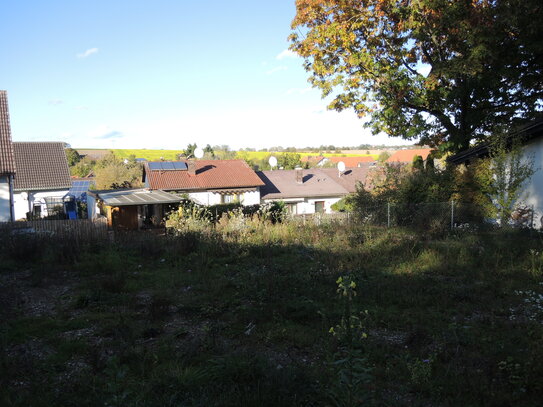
13;189;70;220
188;190;261;206
0;175;13;222
87;194;98;219
263;196;342;215
519;137;543;228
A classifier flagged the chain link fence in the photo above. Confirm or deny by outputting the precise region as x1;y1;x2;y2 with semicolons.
355;201;537;230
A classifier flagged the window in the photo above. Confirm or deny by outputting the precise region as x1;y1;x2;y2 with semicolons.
221;194;240;204
286;203;297;215
315;201;325;214
32;204;42;217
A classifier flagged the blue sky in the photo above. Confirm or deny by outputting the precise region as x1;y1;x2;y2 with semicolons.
1;1;411;150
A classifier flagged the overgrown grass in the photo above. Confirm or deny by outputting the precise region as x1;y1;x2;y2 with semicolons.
1;221;542;406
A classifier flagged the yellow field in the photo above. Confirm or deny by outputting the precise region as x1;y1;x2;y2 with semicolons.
99;149;378;161
111;149;183;160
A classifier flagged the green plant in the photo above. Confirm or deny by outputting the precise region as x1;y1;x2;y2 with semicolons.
327;276;372;406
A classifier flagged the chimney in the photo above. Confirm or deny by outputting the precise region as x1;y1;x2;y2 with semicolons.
295;168;303;184
187;160;196;176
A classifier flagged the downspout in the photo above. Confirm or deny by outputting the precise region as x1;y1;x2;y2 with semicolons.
8;174;15;221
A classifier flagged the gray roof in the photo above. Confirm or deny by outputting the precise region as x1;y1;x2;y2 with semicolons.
89;188;182;206
0;91;16;175
13;142;72;191
257;167;369;200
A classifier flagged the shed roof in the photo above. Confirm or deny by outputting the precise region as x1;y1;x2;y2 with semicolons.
13;142;71;191
89;188;182;206
0;91;16;175
144;159;265;191
258;168;368;200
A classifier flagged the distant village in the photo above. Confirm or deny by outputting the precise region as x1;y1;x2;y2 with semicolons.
0;90;431;230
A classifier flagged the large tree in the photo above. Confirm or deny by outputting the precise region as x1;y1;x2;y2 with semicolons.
290;0;543;152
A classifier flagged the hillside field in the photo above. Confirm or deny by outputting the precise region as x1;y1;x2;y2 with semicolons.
83;148;378;161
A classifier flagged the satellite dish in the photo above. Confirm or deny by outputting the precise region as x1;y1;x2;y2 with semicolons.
269;156;278;168
337;161;346;172
194;147;204;159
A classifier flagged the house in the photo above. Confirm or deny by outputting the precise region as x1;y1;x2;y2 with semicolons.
448;119;543;228
12;142;72;220
386;148;432;164
300;155;325;166
87;188;182;230
143;159;264;206
325;156;376;167
257;166;370;215
0;91;16;221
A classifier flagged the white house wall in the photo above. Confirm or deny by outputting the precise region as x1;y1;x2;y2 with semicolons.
264;196;342;214
188;190;261;206
13;189;70;220
519;137;543;228
0;175;12;222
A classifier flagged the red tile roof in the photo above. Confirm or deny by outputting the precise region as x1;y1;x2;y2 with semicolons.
327;156;375;167
13;142;72;191
300;155;324;163
144;160;265;191
0;91;16;175
386;148;432;163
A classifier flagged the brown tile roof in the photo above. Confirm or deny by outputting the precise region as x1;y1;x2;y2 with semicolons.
319;166;370;193
0;91;16;175
144;159;265;191
13;142;72;191
327;156;375;167
258;168;369;200
386;148;432;163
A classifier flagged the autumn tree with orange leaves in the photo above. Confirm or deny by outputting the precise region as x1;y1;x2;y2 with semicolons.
290;0;543;153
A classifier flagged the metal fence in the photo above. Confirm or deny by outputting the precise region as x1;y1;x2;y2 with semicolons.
289;202;537;230
0;217;108;240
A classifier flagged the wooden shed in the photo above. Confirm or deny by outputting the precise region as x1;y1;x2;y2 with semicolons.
87;188;182;231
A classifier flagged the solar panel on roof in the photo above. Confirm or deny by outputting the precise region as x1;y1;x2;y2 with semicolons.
161;162;175;170
172;162;188;170
69;179;93;200
148;162;162;170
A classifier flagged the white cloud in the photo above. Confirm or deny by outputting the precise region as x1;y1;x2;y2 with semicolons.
76;48;99;58
276;49;297;60
74;106;89;110
48;99;63;105
266;66;287;75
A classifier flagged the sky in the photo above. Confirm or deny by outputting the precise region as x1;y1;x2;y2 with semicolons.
0;1;413;150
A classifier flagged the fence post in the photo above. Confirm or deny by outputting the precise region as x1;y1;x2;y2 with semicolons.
387;202;390;228
450;200;454;230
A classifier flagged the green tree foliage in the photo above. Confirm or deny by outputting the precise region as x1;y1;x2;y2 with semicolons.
181;143;197;159
65;148;81;167
377;151;391;163
277;152;302;169
70;157;95;177
290;0;543;152
203;144;215;159
412;155;425;171
477;132;536;225
94;153;143;189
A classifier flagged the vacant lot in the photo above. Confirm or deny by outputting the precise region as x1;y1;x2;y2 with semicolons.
1;222;542;406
